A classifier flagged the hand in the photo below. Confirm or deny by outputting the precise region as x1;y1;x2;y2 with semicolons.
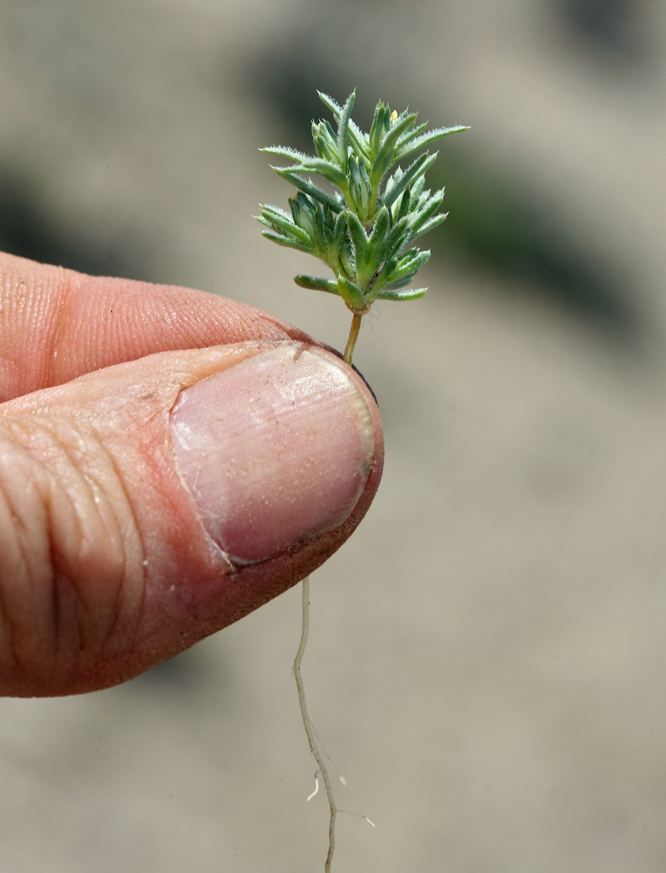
0;252;383;697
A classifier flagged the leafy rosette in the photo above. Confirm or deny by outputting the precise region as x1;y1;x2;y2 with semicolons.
258;91;467;360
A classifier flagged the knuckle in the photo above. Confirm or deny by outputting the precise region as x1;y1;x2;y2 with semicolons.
0;415;143;693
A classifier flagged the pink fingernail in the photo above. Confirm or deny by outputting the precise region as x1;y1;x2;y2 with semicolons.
170;345;375;564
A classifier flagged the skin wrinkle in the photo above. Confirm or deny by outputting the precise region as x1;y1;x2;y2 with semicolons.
0;426;53;677
38;438;99;686
1;263;73;399
52;426;126;662
39;421;108;671
0;269;24;398
89;419;147;663
0;468;24;671
16;431;69;671
43;269;80;393
51;421;140;665
5;427;53;590
11;417;90;598
0;414;140;686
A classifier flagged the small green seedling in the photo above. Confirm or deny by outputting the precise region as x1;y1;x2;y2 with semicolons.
258;89;468;365
259;90;467;872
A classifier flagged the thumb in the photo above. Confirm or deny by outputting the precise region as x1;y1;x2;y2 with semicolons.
0;341;382;696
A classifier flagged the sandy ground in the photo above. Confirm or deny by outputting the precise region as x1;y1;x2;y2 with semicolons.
1;1;666;871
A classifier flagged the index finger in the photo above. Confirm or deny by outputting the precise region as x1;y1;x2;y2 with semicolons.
0;252;312;402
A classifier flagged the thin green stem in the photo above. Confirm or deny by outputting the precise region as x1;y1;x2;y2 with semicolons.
343;309;368;365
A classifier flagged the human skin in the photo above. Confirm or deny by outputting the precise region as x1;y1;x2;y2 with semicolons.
0;252;383;697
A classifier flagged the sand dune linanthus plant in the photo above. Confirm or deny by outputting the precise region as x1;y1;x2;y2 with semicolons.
258;90;468;364
258;91;467;873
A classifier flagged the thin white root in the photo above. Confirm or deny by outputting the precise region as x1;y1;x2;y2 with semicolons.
309;723;347;786
294;577;375;871
338;809;376;828
294;577;338;873
307;775;375;827
307;772;321;802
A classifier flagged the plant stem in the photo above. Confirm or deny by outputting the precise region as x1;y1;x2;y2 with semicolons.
294;577;338;873
343;309;367;365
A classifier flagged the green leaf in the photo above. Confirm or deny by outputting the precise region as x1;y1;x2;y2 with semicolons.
374;286;427;301
321;204;335;241
273;168;342;212
312;125;339;163
395;125;469;160
383;152;438;209
381;215;410;261
374;248;430;292
411;211;447;240
262;145;311;163
325;211;347;274
348;155;369;216
368;204;390;246
289;193;318;239
369;102;388;156
260;229;315;255
279;158;348;190
317;90;342;118
361;205;392;281
393;248;431;279
337;276;366;309
384;164;403;196
378;270;422;291
370;112;418;190
258;206;312;244
393;121;427;152
346;120;370;161
346;212;369;268
294;275;339;294
410;190;445;235
339;239;355;279
358;159;372;205
331;209;347;244
375;271;417;292
395;187;411;221
318;91;370;161
337;91;356;173
313;200;327;248
410;174;426;202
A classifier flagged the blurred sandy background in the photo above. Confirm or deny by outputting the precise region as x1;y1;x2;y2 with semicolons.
1;1;666;870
